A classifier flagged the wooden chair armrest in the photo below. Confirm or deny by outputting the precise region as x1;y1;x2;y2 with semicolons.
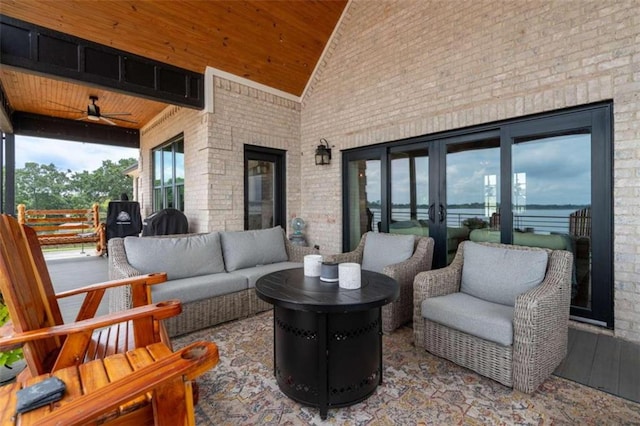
0;300;181;349
33;341;219;426
54;273;168;321
54;273;168;299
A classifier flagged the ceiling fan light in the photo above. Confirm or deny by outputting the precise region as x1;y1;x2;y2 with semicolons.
87;115;100;121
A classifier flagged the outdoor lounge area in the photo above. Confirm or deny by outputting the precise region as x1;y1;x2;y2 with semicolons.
37;250;640;423
1;0;640;424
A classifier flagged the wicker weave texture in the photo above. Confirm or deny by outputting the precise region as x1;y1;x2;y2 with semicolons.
326;232;435;333
413;241;573;393
108;229;318;337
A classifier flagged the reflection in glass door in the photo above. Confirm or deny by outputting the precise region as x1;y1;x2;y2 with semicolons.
247;159;275;230
444;137;500;264
512;133;592;309
390;148;429;237
244;145;285;231
345;153;381;250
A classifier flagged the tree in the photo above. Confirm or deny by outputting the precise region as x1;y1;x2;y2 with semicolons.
15;162;73;209
15;158;137;210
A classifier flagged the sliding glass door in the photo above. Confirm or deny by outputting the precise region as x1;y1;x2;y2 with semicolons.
342;103;612;327
343;149;383;250
441;134;501;266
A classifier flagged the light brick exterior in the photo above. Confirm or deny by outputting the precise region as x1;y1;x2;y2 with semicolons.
299;0;640;342
139;76;301;233
138;1;640;342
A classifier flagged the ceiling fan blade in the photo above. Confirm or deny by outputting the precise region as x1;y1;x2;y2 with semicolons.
101;112;132;117
100;116;117;126
47;100;85;113
107;116;139;124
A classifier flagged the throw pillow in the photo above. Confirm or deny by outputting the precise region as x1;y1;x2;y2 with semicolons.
124;232;225;280
220;226;288;272
361;232;415;273
460;241;549;306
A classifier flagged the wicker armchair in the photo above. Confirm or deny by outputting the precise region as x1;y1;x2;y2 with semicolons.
413;241;573;393
325;232;434;333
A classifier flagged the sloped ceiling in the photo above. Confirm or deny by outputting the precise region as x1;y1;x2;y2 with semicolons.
0;1;347;130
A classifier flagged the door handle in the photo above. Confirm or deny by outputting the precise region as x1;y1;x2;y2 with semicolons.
439;204;446;223
428;204;435;222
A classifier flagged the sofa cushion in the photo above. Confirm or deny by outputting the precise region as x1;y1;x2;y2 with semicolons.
220;226;288;272
461;241;548;306
421;292;515;346
151;272;247;305
233;262;302;288
362;232;415;273
124;232;225;280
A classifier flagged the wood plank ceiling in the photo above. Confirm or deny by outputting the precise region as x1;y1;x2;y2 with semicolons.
0;0;347;130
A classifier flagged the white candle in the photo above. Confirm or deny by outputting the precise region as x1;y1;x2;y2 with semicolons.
338;263;361;289
304;254;323;277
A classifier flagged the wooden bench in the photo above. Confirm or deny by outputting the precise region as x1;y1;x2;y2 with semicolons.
17;203;106;255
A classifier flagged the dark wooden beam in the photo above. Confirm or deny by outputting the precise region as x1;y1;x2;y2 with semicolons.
0;81;13;133
0;15;204;109
12;112;139;148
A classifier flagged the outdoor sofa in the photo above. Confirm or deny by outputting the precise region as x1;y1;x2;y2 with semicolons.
108;226;318;336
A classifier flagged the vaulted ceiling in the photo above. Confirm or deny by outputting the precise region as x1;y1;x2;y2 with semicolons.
0;1;347;131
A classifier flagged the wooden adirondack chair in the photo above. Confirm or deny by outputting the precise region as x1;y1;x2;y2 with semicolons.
0;213;174;378
0;214;219;424
0;340;219;425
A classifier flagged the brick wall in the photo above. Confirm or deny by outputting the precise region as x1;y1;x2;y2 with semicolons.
301;1;640;342
140;76;301;233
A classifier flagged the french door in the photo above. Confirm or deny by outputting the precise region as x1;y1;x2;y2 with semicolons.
244;145;286;230
343;103;613;327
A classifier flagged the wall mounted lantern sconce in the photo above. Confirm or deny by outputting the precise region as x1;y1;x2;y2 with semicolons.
315;138;332;165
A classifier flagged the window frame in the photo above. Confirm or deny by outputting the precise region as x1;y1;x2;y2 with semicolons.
151;133;184;212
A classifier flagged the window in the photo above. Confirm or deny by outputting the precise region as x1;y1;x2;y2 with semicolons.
152;135;184;211
343;102;613;328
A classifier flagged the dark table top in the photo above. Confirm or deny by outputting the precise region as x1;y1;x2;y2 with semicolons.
255;268;399;313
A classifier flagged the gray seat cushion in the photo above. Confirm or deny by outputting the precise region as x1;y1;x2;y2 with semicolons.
151;272;247;305
233;262;302;288
124;232;225;280
220;226;288;272
421;292;515;346
361;232;415;273
461;241;548;306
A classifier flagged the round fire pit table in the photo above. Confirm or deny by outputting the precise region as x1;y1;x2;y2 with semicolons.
255;267;399;420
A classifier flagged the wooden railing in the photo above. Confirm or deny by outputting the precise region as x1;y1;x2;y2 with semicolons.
17;204;106;254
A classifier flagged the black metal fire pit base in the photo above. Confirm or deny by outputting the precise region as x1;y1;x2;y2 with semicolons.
273;306;382;419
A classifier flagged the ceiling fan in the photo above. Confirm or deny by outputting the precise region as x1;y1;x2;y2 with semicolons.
48;95;137;126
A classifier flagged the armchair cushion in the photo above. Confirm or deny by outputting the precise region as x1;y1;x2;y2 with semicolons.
461;241;548;306
421;292;515;346
362;232;415;273
124;232;225;280
220;226;288;272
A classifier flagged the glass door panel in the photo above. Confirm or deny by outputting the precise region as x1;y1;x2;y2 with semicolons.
445;137;500;264
244;145;285;231
346;157;381;250
512;132;591;309
247;160;275;230
390;148;429;238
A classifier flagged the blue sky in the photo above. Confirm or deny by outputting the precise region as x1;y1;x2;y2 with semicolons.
365;134;591;206
16;135;138;172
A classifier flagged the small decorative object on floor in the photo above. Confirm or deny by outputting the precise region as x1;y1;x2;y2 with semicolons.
289;217;307;246
320;262;339;282
304;254;323;277
339;263;361;289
